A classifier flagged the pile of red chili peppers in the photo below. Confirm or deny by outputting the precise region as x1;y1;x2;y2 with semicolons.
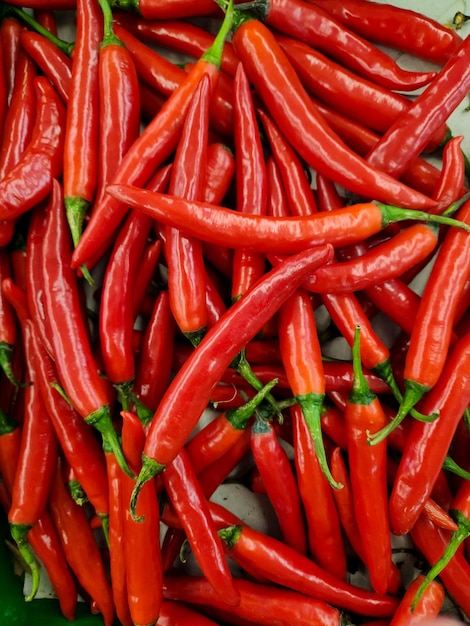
0;0;470;623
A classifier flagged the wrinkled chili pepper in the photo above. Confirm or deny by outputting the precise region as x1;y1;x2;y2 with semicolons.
71;2;234;270
130;244;334;514
0;76;65;221
63;0;102;247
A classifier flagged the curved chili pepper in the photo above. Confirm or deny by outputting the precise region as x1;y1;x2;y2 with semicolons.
244;0;436;91
229;12;436;210
209;501;399;617
130;244;334;514
8;320;59;601
95;0;141;209
106;184;447;254
231;64;267;301
29;323;110;525
391;575;444;624
20;31;72;103
163;448;241;607
40;179;132;477
251;412;308;555
71;3;234;270
291;405;347;578
115;15;239;76
308;0;462;65
0;76;66;221
48;457;116;626
382;199;470;437
388;330;470;539
366;34;470;180
158;599;221;625
113;0;218;19
63;0;102;247
277;33;449;150
163;574;341;626
304;222;441;294
344;327;393;595
165;73;211;346
410;514;470;618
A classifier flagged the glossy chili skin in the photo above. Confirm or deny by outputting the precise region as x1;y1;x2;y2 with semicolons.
366;33;470;180
48;458;116;626
231;64;267;301
389;330;470;536
117;0;218;19
309;0;462;65
163;449;241;607
130;244;334;506
71;10;233;270
208;502;399;617
388;574;445;626
0;251;20;386
251;415;308;555
106;184;439;254
276;33;448;146
230;15;436;211
163;575;341;626
251;0;436;91
115;15;240;76
291;405;347;578
158;600;221;625
0;76;66;221
20;30;72;104
345;328;393;595
165;74;210;344
63;0;102;246
1;17;23;105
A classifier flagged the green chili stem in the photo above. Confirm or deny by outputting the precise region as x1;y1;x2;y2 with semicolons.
0;344;30;388
349;326;376;407
9;524;40;602
97;0;123;48
130;454;165;522
202;0;234;68
226;378;279;430
8;5;74;56
235;349;283;421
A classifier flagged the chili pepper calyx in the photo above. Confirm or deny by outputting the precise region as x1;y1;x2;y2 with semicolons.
218;524;243;550
0;343;31;387
130;454;165;522
9;523;40;602
184;327;207;348
85;405;135;478
411;509;470;611
297;392;342;489
349;326;376;407
227;378;279;430
236;349;284;421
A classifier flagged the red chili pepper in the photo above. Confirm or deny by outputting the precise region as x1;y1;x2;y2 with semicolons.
95;0;141;209
383;199;470;436
308;0;463;65
163;575;341;626
389;574;445;625
113;0;219;19
20;31;72;103
291;405;347;578
115;15;239;76
163;448;241;606
165;73;211;345
157;600;221;625
229;12;436;210
366;34;470;181
8;320;59;600
276;33;449;150
130;244;334;513
0;250;24;386
40;179;132;477
71;4;234;270
344;327;393;595
132;239;162;317
251;412;308;555
1;17;23;105
0;76;66;221
99;208;154;403
231;64;267;301
28;322;110;525
106;184;447;254
388;330;470;537
48;457;116;626
209;501;400;617
119;411;163;626
63;0;102;246
245;0;436;91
